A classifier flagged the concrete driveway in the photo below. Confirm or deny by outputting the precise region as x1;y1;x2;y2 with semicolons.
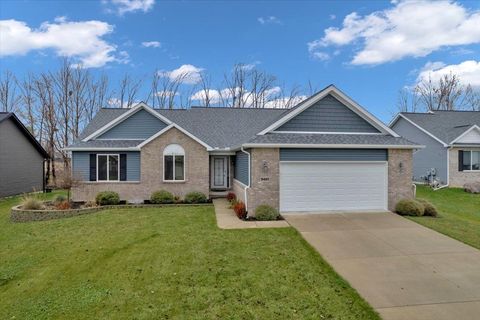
284;212;480;320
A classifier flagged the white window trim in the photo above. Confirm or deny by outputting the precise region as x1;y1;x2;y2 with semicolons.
163;146;186;182
96;154;120;182
462;150;480;172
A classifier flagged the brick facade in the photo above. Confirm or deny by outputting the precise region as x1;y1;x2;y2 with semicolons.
72;127;209;202
448;147;480;187
246;148;280;216
388;149;414;211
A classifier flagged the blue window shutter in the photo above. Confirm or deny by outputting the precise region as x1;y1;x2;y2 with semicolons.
120;154;127;181
89;154;96;181
458;150;463;172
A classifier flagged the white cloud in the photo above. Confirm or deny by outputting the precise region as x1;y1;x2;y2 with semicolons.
309;0;480;65
190;86;303;108
141;41;161;48
417;60;480;88
105;0;155;15
159;64;204;84
264;95;308;109
311;51;330;61
258;16;282;25
238;61;261;71
329;14;336;20
107;98;138;108
0;19;120;68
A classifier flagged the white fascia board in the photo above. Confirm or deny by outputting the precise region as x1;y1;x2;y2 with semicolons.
64;147;141;151
242;143;425;149
450;125;480;144
272;131;385;135
82;102;173;142
395;114;448;147
136;124;175;148
258;85;399;137
137;123;213;150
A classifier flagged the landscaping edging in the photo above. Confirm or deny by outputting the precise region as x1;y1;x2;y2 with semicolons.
11;203;213;223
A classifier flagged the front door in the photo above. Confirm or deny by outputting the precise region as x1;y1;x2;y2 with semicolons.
211;156;228;189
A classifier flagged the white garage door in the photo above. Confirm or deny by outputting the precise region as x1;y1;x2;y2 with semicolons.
280;162;387;212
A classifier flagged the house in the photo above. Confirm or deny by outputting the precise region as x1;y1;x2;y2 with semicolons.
66;85;420;215
390;111;480;187
0;112;48;198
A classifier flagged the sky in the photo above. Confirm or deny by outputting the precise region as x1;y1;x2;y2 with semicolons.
1;0;479;122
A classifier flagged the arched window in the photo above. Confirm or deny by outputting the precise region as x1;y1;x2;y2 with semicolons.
163;144;185;181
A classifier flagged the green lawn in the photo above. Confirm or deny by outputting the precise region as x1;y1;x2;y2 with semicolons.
0;192;378;320
412;185;480;249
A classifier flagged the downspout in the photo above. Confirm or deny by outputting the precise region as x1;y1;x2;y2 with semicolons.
240;146;251;214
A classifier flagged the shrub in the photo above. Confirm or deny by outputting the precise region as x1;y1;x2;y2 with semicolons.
21;196;44;210
84;200;97;208
150;190;174;204
95;191;120;206
226;192;236;202
233;201;247;219
417;199;438;217
55;201;71;210
395;199;424;216
255;204;280;221
229;198;239;209
53;194;67;204
184;191;208;204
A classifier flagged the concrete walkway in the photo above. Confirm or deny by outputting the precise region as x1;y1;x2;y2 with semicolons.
284;212;480;320
213;198;289;229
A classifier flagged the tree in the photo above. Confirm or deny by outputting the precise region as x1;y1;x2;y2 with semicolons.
0;70;20;112
397;72;480;112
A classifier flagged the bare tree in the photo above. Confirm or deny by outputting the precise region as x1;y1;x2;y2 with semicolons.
114;73;142;108
149;69;189;109
0;70;20;112
397;72;480;112
33;73;57;186
17;73;38;135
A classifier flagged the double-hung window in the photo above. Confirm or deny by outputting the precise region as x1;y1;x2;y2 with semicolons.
97;154;119;181
462;150;480;171
163;144;185;181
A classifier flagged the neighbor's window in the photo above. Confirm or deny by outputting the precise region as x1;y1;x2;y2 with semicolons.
97;154;119;181
163;144;185;181
462;151;480;171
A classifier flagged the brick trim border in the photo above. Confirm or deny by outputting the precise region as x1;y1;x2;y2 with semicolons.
11;203;213;223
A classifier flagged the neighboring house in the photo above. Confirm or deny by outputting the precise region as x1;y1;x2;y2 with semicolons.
66;85;420;215
390;111;480;187
0;112;48;198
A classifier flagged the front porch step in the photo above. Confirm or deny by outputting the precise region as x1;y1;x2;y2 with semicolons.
209;190;229;199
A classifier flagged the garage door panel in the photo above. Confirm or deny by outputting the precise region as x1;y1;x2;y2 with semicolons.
280;162;387;212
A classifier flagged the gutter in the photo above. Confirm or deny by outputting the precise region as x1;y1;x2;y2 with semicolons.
240;146;251;215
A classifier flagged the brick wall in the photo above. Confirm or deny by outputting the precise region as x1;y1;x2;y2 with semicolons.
246;148;280;216
449;147;480;187
388;149;414;211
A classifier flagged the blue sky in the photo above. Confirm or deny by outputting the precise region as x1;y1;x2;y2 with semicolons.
1;0;479;122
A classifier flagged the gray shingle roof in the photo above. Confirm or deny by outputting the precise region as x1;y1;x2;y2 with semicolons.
0;112;11;123
72;104;417;150
68;139;143;149
246;133;418;146
400;111;480;144
157;108;286;149
78;108;131;140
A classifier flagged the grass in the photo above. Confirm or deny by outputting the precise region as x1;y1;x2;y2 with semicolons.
0;192;379;320
411;185;480;249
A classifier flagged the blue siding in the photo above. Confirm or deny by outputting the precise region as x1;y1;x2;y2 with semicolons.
72;151;141;181
280;148;388;161
234;151;249;185
98;109;167;139
277;94;380;133
392;117;448;183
